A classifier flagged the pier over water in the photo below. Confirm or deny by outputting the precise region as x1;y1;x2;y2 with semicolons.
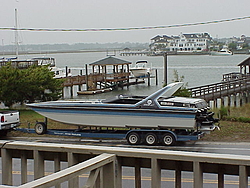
189;56;250;108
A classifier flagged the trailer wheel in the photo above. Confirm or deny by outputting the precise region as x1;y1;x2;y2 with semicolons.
35;122;47;135
162;133;176;146
127;132;140;145
0;130;8;136
145;133;158;145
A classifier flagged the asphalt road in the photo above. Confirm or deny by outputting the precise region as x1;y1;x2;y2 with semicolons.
1;136;249;187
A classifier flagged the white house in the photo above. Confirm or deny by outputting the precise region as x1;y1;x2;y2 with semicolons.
150;33;212;52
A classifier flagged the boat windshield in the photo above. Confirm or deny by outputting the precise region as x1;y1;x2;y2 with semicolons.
195;100;208;108
158;97;208;109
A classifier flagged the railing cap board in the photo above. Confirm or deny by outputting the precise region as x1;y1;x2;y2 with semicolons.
17;153;115;188
2;141;250;166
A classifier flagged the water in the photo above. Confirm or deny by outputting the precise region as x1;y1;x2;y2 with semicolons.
15;52;249;99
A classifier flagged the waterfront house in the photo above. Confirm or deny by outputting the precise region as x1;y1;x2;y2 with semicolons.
150;32;212;52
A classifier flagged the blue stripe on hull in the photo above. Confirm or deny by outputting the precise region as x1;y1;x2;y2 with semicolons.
32;107;195;119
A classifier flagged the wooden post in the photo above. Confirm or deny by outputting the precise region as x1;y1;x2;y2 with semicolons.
2;148;12;185
218;164;224;188
239;165;248;188
175;161;181;188
147;73;150;86
151;158;161;188
21;151;28;184
54;153;61;188
193;161;203;188
163;53;168;86
115;157;122;188
155;69;158;85
135;159;141;188
65;66;68;77
34;150;44;180
68;152;79;187
70;86;73;97
103;161;116;188
104;65;107;88
85;64;89;90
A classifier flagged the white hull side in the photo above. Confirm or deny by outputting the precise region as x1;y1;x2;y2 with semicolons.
130;69;151;77
210;51;233;56
37;111;196;129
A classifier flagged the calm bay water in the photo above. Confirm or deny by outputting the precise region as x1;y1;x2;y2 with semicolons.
16;52;249;99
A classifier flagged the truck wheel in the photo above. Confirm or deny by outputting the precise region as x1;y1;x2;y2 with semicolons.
35;123;47;135
0;130;8;136
162;133;176;146
145;133;158;145
127;132;140;145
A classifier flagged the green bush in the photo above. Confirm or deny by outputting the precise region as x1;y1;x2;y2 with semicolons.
219;107;229;119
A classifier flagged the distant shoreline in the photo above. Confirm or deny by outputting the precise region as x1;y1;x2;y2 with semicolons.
0;49;108;56
1;49;249;56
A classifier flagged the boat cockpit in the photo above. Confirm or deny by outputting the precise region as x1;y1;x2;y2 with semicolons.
103;94;208;109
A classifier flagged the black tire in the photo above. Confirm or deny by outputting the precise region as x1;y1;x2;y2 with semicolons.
145;133;158;145
0;130;8;136
35;122;47;135
162;133;176;146
127;132;141;145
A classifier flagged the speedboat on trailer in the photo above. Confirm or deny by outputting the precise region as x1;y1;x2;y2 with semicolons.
27;82;219;134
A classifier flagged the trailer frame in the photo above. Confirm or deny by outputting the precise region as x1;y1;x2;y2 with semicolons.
15;117;204;146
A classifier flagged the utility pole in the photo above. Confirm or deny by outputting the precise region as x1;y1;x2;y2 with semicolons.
15;9;19;58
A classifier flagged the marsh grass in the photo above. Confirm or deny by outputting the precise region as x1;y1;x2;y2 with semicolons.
202;103;250;142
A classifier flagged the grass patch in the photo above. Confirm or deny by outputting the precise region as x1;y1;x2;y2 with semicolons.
202;121;250;141
18;109;73;129
8;109;76;137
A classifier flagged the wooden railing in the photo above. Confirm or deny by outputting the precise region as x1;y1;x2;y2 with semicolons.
62;72;130;87
1;140;250;188
189;76;250;101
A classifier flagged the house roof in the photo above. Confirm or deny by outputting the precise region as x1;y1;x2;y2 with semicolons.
90;56;132;66
183;33;212;39
238;56;250;66
183;34;199;38
163;35;174;40
151;35;161;40
171;36;180;39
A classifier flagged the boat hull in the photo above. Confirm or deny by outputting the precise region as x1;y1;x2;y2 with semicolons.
210;51;233;56
31;106;196;129
27;82;218;132
130;68;151;78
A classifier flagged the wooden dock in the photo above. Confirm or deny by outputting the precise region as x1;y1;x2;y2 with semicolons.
189;75;250;101
61;56;157;96
188;57;250;107
120;51;149;56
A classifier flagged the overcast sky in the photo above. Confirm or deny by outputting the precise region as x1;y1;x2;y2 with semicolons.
1;0;250;45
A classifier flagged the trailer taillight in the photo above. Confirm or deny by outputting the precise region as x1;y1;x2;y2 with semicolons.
1;116;4;123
